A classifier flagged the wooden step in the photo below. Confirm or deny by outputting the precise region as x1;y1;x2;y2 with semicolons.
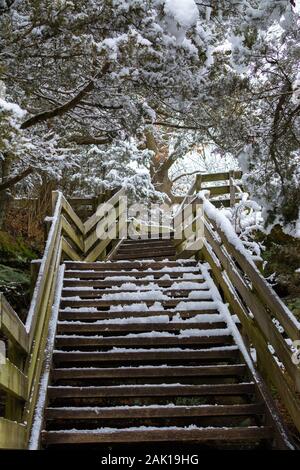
56;321;227;334
121;239;175;245
114;252;176;260
64;261;197;271
63;278;205;288
42;426;273;445
52;364;247;380
116;246;176;254
64;270;200;279
55;332;233;348
114;255;176;261
48;383;255;399
60;296;212;309
61;287;209;298
46;403;264;420
59;308;220;321
53;347;240;364
118;247;175;254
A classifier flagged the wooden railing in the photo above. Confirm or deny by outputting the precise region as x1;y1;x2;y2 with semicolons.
174;171;243;208
0;189;124;448
1;182;299;446
175;191;300;433
83;187;126;262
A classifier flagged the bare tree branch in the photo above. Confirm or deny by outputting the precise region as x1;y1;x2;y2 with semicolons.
21;62;110;129
172;169;201;184
148;121;209;131
71;135;112;145
0;166;34;191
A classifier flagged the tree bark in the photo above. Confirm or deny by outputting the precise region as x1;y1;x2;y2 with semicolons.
0;166;34;192
145;130;175;200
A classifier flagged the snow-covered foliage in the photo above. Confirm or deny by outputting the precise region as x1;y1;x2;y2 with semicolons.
0;0;299;234
234;8;300;235
0;82;26;161
171;147;239;195
64;140;159;200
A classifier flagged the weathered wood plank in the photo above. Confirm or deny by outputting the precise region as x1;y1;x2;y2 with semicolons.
0;359;27;401
60;296;212;308
201;238;300;434
52;364;246;380
48;383;255;398
84;216;127;262
200;171;242;183
0;294;29;354
61;287;209;298
63;278;205;288
61;197;85;234
64;260;197;270
206;216;300;341
84;188;125;234
62;237;82;261
203;222;300;391
58;308;219;321
55;333;232;348
0;418;26;449
204;185;231;196
53;348;239;364
61;215;84;252
42;426;272;445
46;403;264;420
56;321;225;334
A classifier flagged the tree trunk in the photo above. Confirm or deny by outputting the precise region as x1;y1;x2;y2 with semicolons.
145;130;175;201
151;165;174;199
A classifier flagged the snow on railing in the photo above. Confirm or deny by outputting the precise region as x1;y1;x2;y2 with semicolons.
0;191;88;449
173;183;300;434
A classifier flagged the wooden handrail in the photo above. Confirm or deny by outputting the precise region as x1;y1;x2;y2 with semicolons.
84;187;125;234
198;171;242;183
0;190;92;448
0;294;29;354
1;178;299;447
84;188;127;262
173;189;300;433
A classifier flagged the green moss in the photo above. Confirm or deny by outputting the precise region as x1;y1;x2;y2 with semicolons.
285;297;300;322
0;231;38;320
0;231;37;265
0;264;30;285
255;226;300;298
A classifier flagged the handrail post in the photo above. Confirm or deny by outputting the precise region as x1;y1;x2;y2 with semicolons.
30;260;41;297
51;191;59;214
195;174;202;192
229;170;236;207
4;339;25;422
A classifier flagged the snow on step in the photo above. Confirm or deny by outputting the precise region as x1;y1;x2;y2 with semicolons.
63;281;208;292
56;328;231;340
55;345;239;353
57;313;224;326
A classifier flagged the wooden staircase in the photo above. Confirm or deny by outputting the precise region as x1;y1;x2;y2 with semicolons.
41;239;291;450
1;187;298;450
